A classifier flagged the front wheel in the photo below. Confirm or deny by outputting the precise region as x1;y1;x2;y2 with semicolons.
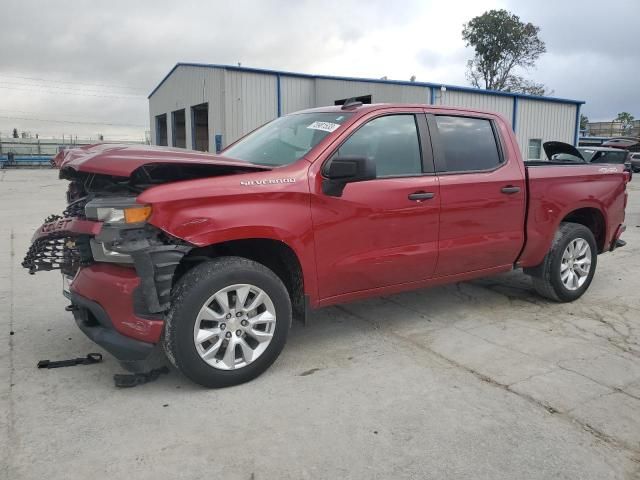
164;257;291;388
529;222;597;302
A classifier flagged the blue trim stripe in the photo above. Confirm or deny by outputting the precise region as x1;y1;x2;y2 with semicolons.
148;62;586;106
276;74;282;117
512;97;519;132
574;104;581;146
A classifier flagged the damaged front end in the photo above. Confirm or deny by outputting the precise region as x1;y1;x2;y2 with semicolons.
22;186;191;370
22;144;273;369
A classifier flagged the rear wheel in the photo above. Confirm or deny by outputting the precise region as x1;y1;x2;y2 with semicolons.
529;222;597;302
164;257;291;388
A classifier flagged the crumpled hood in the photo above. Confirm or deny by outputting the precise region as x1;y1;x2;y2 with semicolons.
54;143;270;177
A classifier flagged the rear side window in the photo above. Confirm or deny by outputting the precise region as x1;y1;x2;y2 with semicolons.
435;116;501;172
336;114;422;177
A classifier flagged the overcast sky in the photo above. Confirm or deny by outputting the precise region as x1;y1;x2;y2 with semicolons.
1;0;638;140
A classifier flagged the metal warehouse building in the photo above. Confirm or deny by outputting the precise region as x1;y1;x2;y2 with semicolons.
148;63;584;160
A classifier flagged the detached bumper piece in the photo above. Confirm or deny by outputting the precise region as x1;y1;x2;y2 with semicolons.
38;353;102;369
22;212;98;275
113;366;170;388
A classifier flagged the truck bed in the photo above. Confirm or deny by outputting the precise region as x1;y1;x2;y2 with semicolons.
518;162;628;268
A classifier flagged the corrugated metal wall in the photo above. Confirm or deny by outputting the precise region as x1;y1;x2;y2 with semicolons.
515;99;577;160
315;79;428;105
149;65;580;155
224;70;278;144
148;65;224;151
280;76;316;114
436;89;514;126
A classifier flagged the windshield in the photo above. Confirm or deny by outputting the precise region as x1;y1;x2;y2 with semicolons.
223;112;353;166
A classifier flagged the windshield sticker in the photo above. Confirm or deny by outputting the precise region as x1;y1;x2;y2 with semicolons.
307;121;341;133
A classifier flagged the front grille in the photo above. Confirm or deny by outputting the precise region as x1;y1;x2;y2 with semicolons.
62;196;89;219
22;213;93;276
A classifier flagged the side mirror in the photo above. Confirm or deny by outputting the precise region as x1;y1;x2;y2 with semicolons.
322;156;376;197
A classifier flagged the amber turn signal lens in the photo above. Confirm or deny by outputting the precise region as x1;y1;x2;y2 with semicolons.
124;205;152;224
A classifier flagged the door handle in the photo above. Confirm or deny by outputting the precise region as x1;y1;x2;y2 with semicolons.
501;186;521;194
408;192;435;201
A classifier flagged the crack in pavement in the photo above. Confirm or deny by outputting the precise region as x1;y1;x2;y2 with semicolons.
336;301;640;459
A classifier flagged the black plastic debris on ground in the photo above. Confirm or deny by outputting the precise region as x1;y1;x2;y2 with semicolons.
37;353;103;369
113;366;170;388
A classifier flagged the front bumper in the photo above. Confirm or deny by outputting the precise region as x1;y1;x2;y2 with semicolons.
69;263;168;371
70;291;155;362
70;263;165;344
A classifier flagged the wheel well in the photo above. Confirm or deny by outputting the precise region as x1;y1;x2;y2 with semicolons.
174;238;306;321
561;208;606;252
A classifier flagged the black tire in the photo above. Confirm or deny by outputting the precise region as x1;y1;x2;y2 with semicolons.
529;222;597;302
164;256;291;388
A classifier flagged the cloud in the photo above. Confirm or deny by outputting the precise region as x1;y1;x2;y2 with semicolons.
0;0;638;138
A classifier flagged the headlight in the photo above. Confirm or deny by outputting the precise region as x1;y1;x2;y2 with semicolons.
96;205;152;224
85;198;152;224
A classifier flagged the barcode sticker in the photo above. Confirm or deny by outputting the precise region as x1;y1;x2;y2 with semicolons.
307;121;341;133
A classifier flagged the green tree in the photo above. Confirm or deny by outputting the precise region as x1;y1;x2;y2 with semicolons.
580;114;589;130
12;128;18;138
463;9;548;94
615;112;634;134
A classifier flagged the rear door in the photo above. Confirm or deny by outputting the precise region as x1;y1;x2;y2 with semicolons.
428;113;526;276
309;110;440;299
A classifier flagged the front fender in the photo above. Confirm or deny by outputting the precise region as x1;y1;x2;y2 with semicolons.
144;194;318;304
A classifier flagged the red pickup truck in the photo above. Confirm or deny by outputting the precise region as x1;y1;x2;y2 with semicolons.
23;103;629;387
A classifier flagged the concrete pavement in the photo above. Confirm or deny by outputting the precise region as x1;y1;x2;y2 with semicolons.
1;169;639;479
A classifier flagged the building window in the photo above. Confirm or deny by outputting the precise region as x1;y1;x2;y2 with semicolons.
528;139;542;160
171;109;186;148
155;114;167;146
434;116;502;172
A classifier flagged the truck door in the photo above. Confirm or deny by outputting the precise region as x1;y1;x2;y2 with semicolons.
309;112;440;300
428;113;526;276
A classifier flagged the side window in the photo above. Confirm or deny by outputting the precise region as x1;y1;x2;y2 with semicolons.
336;115;422;177
435;116;502;172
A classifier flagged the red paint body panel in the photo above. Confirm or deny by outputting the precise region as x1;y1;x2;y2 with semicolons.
54;143;269;177
518;164;628;267
138;162;321;301
429;109;527;276
70;264;164;343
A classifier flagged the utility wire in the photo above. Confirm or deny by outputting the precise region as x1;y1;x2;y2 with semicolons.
0;79;145;96
0;73;147;91
0;84;146;99
0;115;147;128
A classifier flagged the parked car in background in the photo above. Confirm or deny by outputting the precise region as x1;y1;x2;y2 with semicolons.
629;152;640;172
544;143;632;170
